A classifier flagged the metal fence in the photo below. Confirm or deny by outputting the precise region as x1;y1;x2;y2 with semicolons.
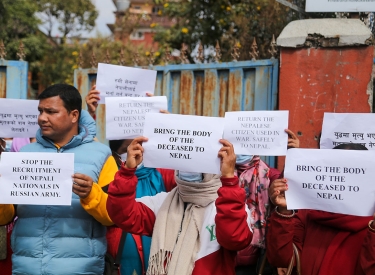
74;40;279;167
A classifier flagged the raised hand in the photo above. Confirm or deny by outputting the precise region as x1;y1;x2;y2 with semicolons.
285;129;300;149
125;136;148;169
218;139;236;178
85;85;100;117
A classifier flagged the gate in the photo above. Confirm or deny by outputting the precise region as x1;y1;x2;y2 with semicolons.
74;54;279;167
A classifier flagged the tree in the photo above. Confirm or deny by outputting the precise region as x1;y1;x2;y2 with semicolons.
0;0;47;65
38;0;98;44
152;0;341;61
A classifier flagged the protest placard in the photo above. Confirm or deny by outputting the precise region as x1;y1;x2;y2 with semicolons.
223;111;289;156
96;63;157;104
142;113;224;174
0;98;39;138
284;148;375;216
105;96;168;140
320;113;375;150
0;152;74;205
306;0;374;12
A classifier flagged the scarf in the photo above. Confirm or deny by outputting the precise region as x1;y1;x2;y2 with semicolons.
237;156;270;248
147;173;222;275
304;211;370;275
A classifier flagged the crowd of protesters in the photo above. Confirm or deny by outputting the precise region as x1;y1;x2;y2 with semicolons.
0;83;374;275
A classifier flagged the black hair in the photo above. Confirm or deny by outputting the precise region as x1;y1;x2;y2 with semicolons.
109;139;125;153
38;84;82;117
333;143;368;150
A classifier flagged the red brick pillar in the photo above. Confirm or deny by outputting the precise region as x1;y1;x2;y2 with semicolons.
277;19;374;171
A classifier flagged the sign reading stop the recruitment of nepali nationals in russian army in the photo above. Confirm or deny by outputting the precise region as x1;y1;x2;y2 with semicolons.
0;98;39;138
284;148;375;216
96;63;157;104
306;0;375;12
105;96;168;140
142;114;224;174
320;113;375;150
0;152;74;205
223;111;289;156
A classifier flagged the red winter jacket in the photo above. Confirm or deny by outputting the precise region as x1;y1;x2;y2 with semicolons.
107;166;253;275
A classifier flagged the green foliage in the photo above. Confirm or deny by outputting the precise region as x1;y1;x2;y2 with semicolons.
152;0;337;61
38;0;98;41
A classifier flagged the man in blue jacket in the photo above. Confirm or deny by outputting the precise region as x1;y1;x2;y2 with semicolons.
0;84;118;275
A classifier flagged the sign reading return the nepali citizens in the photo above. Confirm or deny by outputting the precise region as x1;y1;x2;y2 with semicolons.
223;111;289;156
0;98;39;138
96;63;157;104
105;96;168;140
0;152;74;205
142;114;224;174
306;0;375;12
284;149;375;216
320;113;375;150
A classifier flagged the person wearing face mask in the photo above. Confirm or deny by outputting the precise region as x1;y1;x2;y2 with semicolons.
0;138;12;154
235;129;300;275
107;137;253;275
86;85;176;275
105;138;176;275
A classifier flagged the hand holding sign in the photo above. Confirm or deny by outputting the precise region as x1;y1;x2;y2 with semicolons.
72;173;94;199
218;139;236;178
125;136;147;169
85;85;100;117
286;129;300;149
269;178;291;215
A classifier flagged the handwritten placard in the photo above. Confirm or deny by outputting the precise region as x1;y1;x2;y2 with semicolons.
142;113;224;174
0;99;39;138
0;152;74;205
320;113;375;150
223;111;289;156
96;63;157;104
105;96;168;140
284;148;375;216
306;0;375;12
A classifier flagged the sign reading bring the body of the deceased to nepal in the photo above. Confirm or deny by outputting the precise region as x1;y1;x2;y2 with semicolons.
0;98;39;138
320;113;375;150
105;96;168;140
142;113;224;174
96;63;157;104
223;111;289;156
284;148;375;216
306;0;375;12
0;153;74;205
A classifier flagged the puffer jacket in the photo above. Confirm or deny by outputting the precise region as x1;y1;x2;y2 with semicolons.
12;110;111;275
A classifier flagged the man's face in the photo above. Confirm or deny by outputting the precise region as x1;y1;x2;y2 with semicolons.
38;96;79;143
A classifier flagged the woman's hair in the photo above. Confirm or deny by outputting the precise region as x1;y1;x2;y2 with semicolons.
333;143;368;151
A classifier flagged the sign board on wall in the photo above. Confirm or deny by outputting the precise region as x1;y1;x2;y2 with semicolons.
306;0;375;12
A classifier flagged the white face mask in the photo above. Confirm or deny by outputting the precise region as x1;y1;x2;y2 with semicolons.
120;153;127;162
235;154;253;165
178;171;203;182
1;139;12;153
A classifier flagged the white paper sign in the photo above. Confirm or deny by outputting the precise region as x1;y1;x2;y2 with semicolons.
306;0;375;12
320;113;375;150
96;63;157;104
285;148;375;216
0;99;39;138
105;96;168;140
223;111;289;156
142;114;224;174
0;152;74;205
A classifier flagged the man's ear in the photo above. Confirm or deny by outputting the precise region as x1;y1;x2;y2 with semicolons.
71;110;80;124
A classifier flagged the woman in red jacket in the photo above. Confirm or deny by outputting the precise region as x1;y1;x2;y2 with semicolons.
266;143;375;275
107;137;253;275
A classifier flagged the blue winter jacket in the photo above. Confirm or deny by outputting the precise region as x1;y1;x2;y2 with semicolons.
12;110;111;275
